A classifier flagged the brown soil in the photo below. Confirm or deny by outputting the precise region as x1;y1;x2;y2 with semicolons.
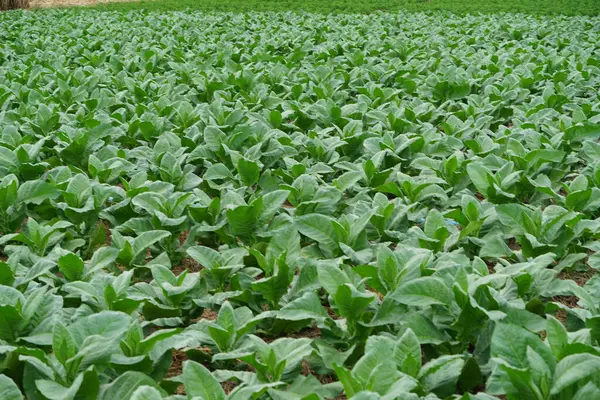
507;238;521;251
178;230;189;246
182;257;202;271
103;220;112;246
301;360;337;385
552;295;579;326
171;257;202;275
171;265;186;276
199;308;218;321
221;380;238;394
166;349;188;378
326;306;342;320
553;295;579;309
551;271;595;325
165;349;188;395
301;360;314;376
555;309;567;324
557;270;595;287
288;325;321;340
366;286;384;301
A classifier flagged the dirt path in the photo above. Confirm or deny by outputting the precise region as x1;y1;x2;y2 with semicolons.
30;0;134;8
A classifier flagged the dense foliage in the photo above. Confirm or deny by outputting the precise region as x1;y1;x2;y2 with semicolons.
95;0;600;16
1;8;600;400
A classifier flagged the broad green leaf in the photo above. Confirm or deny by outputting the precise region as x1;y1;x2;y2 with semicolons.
391;277;452;307
0;374;22;400
418;355;464;397
296;214;338;258
546;315;568;359
491;323;555;371
182;360;226;400
237;158;260;186
58;253;85;282
333;284;375;321
394;328;421;377
100;371;163;400
132;230;171;259
278;291;328;321
130;386;164;400
551;353;600;395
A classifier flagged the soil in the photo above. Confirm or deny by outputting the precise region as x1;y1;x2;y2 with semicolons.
557;269;595;286
288;325;322;340
553;295;579;309
554;309;567;324
550;269;595;324
102;220;112;246
325;306;342;320
198;308;218;321
221;380;238;395
366;286;384;301
507;238;521;251
166;349;188;378
178;230;189;246
171;257;201;275
301;360;338;385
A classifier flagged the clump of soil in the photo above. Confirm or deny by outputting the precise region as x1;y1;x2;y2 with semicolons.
557;269;595;287
166;349;188;378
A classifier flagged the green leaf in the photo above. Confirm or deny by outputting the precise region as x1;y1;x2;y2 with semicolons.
333;284;375;321
0;374;22;400
259;190;290;224
133;230;171;260
17;180;60;204
316;262;349;295
278;291;328;321
466;163;491;195
565;123;600;142
58;253;85;282
496;362;543;400
100;371;163;400
0;305;21;342
491;323;555;371
458;357;483;393
252;262;290;305
391;277;452;307
186;245;223;269
546;315;568;359
296;214;338;258
418;355;464;398
237;158;260;186
53;320;76;366
394;328;421;377
226;202;262;238
333;364;361;398
573;382;600;400
335;171;363;191
130;386;164;400
551;353;600;395
182;360;226;400
204;163;234;180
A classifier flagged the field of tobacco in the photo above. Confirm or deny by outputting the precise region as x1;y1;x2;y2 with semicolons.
1;9;600;400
